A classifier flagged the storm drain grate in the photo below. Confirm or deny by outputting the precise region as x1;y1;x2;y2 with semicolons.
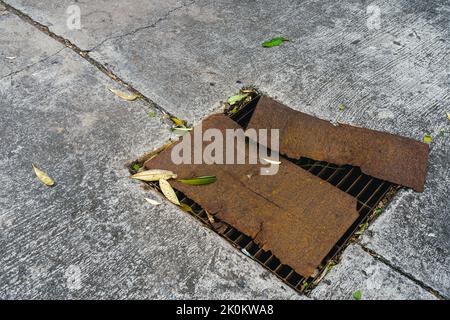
140;96;398;294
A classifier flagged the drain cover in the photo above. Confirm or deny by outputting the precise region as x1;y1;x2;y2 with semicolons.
145;114;359;277
247;97;429;192
137;95;406;293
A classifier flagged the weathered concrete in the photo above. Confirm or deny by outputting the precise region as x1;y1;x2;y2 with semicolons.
0;37;301;298
0;9;63;79
87;0;450;298
1;0;449;299
4;0;195;51
360;138;450;297
311;245;437;300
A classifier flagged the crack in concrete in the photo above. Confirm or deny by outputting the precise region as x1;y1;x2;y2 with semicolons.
0;47;66;82
88;0;197;53
357;243;448;300
0;0;173;119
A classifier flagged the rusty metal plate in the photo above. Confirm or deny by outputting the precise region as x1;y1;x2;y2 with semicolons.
144;114;359;277
247;96;429;192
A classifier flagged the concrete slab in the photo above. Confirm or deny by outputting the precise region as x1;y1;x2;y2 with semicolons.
5;0;197;50
3;0;194;51
0;9;63;79
1;0;449;299
88;0;450;297
0;47;301;298
311;245;437;300
360;136;450;298
89;0;450;126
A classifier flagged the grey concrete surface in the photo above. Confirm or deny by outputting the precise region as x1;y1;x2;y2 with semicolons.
360;141;450;297
5;0;195;51
0;43;301;298
0;9;63;79
88;0;450;298
1;0;449;299
311;245;437;300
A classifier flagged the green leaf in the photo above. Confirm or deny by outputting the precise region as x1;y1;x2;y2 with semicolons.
262;37;289;48
148;111;156;118
131;164;141;171
178;176;217;185
227;94;248;106
353;290;362;300
375;208;382;215
339;105;346;111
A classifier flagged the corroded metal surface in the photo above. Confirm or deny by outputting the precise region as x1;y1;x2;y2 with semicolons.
144;114;358;277
247;97;430;192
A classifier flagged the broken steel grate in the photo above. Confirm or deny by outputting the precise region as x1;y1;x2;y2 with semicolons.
141;96;398;294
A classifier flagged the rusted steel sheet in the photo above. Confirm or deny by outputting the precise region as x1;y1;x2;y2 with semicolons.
247;97;429;192
145;114;358;277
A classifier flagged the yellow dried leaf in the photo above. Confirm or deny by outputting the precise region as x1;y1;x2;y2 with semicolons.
447;112;450;121
32;164;55;187
109;88;140;101
179;203;194;213
159;179;180;205
170;117;185;126
145;198;161;206
261;158;281;165
423;134;433;143
130;169;177;182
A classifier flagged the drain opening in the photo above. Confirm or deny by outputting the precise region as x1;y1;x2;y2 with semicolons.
136;95;399;294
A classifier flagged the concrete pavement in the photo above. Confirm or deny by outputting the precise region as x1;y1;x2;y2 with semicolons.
0;0;448;299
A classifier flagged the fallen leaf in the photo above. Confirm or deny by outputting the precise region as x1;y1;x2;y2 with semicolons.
353;290;362;300
375;208;382;215
179;203;194;214
262;37;289;48
139;140;176;163
423;134;433;143
229;106;239;114
109;88;140;101
227;94;248;106
131;163;141;171
170;117;185;126
447;112;450;121
205;209;215;224
148;111;156;118
339;105;346;111
171;127;192;132
145;198;161;205
300;282;309;291
130;169;177;182
178;176;217;185
241;248;252;257
32;164;55;187
261;158;281;165
159;179;180;205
